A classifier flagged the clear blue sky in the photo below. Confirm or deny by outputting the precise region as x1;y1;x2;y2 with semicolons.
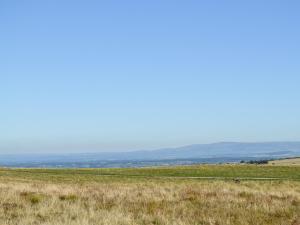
1;0;300;154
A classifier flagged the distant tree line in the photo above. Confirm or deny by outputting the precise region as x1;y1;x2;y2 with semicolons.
240;159;269;164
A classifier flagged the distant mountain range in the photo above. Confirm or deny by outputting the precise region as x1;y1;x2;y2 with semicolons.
1;142;300;168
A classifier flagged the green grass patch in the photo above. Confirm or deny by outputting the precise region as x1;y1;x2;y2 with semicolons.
0;164;299;184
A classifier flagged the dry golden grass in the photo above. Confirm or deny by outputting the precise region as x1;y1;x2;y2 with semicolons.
0;176;299;225
269;157;300;166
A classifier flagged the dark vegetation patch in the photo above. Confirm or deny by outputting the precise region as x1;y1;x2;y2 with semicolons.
59;194;78;202
20;191;45;205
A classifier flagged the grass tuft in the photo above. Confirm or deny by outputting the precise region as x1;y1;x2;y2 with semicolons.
59;194;78;202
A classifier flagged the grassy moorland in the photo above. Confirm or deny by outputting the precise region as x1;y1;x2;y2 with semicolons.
0;165;299;225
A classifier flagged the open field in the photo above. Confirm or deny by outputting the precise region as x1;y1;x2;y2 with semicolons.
0;165;299;225
269;157;300;166
1;164;300;182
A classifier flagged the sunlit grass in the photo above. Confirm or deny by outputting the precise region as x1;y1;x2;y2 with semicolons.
0;165;299;225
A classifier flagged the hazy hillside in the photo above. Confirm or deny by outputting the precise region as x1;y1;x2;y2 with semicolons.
1;142;300;168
